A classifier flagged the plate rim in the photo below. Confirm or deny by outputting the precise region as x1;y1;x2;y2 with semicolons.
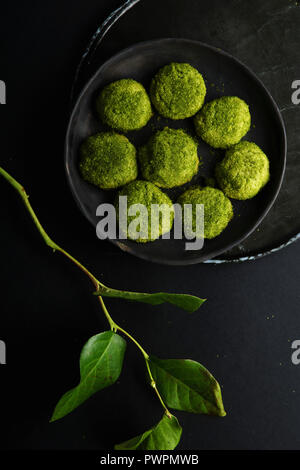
65;37;287;266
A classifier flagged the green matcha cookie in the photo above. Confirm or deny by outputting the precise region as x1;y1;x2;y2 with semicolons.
116;180;174;243
215;141;270;200
79;132;138;190
194;96;251;149
139;127;199;188
150;63;206;119
177;186;233;239
96;79;152;132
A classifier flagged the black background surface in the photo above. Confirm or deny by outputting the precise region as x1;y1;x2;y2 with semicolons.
0;0;300;451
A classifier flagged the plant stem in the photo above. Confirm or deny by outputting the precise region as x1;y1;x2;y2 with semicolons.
0;165;172;417
110;323;172;418
98;295;116;331
114;324;149;359
0;167;103;289
145;357;173;419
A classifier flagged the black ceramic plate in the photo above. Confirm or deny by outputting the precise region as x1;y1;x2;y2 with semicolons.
65;38;286;265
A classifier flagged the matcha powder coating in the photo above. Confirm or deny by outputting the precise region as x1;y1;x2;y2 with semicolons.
150;63;206;120
178;186;233;239
96;79;152;132
215;141;270;200
79;132;138;190
194;96;251;149
116;180;174;243
139;127;199;188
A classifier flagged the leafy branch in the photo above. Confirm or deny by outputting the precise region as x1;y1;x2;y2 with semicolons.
0;166;226;450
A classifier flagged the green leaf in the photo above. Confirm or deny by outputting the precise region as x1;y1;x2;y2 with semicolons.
115;413;182;450
94;286;205;313
51;331;126;422
149;356;226;417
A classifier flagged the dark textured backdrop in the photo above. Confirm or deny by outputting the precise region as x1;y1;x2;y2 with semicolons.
0;0;300;451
